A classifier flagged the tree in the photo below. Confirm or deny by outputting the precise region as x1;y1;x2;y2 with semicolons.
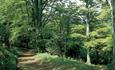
107;0;115;64
112;0;115;64
82;0;96;65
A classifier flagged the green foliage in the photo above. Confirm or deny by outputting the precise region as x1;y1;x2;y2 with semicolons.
0;45;17;70
0;0;113;69
0;23;10;44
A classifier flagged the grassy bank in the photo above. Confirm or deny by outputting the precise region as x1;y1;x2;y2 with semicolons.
34;53;100;70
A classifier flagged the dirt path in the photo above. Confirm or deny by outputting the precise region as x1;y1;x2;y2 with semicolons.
17;50;51;70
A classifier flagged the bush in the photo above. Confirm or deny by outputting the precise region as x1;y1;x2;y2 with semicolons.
0;46;17;70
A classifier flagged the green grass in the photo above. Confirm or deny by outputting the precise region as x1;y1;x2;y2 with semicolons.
19;53;109;70
35;53;99;70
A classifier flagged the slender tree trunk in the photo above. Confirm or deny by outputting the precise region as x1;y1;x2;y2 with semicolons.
112;0;115;64
106;0;115;65
86;22;89;37
38;0;42;28
86;48;91;64
85;0;91;64
86;21;91;65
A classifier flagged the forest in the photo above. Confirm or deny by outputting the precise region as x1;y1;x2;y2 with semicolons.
0;0;115;70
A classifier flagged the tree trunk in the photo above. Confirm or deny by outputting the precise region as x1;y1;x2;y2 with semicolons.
112;0;115;64
86;48;91;65
86;21;91;65
86;22;89;37
31;0;44;52
85;0;91;64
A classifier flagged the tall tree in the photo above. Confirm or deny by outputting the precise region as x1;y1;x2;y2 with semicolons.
82;0;102;64
84;0;93;65
107;0;115;64
112;0;115;64
26;0;55;52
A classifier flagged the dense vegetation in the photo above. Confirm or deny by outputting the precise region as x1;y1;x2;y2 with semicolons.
0;0;115;70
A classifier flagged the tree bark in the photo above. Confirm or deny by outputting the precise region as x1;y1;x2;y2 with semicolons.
112;0;115;64
85;0;91;65
86;21;91;65
86;48;91;64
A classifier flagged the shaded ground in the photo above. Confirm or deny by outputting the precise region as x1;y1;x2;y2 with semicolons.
17;50;108;70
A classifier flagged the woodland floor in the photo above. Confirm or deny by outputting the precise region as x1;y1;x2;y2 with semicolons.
17;49;109;70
